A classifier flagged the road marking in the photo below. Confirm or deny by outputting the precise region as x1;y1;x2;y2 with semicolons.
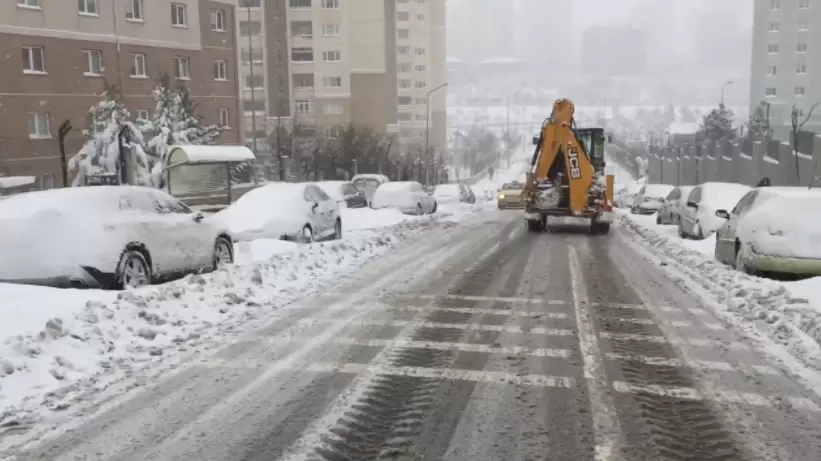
600;332;749;350
297;318;576;336
335;338;573;358
601;317;656;326
568;245;620;461
789;397;821;412
593;302;649;311
399;305;570;319
605;353;780;376
613;381;702;400
670;320;727;331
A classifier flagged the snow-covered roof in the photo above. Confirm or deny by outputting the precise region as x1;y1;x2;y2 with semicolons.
0;176;36;189
167;145;255;165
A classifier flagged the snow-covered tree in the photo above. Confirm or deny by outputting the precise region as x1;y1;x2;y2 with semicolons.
698;105;736;142
143;73;226;186
747;102;769;139
68;82;150;187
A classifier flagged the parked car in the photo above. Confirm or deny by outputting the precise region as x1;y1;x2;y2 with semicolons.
630;184;675;215
615;179;646;208
0;186;233;289
351;174;390;207
433;184;475;204
497;181;525;209
714;187;821;274
217;182;341;243
656;186;694;225
372;181;438;215
315;181;368;208
678;182;752;240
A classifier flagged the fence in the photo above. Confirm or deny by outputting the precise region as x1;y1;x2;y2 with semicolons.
645;133;821;187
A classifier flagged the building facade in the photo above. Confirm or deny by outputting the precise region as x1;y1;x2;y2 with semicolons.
237;0;446;156
750;0;820;140
0;0;241;188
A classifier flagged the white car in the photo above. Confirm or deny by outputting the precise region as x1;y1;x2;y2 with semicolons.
314;180;369;208
433;184;475;204
351;173;390;207
656;185;694;225
372;181;438;215
678;182;752;240
714;187;821;274
0;186;233;289
630;184;675;215
217;182;341;243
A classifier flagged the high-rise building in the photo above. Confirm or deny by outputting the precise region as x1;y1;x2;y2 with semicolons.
237;0;446;153
750;0;820;139
0;0;241;187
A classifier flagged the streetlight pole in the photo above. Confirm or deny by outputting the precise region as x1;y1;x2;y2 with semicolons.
720;80;734;107
425;81;448;185
246;6;258;156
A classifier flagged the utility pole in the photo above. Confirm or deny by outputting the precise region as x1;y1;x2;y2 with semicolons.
720;80;734;107
246;6;258;156
425;82;448;185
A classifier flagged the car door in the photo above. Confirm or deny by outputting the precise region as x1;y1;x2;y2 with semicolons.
314;185;337;233
118;190;182;275
718;191;758;262
342;183;365;208
680;186;701;235
306;185;333;236
303;185;325;235
159;192;214;270
662;189;679;221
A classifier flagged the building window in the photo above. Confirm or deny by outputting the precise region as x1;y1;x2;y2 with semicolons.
414;47;425;55
765;87;777;97
398;63;411;72
291;47;314;61
416;13;425;20
125;0;143;20
415;97;425;104
174;56;190;79
769;22;779;32
17;0;41;8
295;99;313;113
130;53;146;77
398;79;411;88
796;86;806;96
766;65;777;76
28;112;50;138
767;44;779;54
22;46;45;73
797;43;808;53
289;0;311;7
219;108;230;127
292;20;313;36
171;3;187;27
321;24;340;36
135;109;150;120
398;96;411;105
213;60;228;80
397;11;409;21
770;0;780;9
796;63;807;74
78;0;98;15
293;73;314;88
240;21;261;36
211;10;226;31
322;50;341;62
398;46;409;54
398;29;409;39
415;64;426;72
414;81;426;88
83;50;103;75
321;0;338;8
324;102;343;115
397;112;411;121
244;75;263;87
799;0;810;8
240;0;260;6
323;76;342;87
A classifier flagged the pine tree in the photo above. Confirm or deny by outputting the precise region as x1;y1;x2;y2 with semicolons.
698;105;736;142
68;81;150;187
747;102;769;139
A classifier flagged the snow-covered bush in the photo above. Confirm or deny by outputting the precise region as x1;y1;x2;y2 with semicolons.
68;82;151;187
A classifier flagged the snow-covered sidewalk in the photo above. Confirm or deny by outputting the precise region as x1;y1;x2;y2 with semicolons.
0;203;480;429
619;210;821;374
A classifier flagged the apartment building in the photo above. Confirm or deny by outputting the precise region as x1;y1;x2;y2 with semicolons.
750;0;820;140
237;0;446;154
0;0;241;188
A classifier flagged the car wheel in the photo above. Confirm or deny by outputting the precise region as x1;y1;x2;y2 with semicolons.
678;225;687;239
332;219;342;240
116;249;151;289
416;203;423;216
656;215;661;225
213;236;234;269
432;201;438;213
300;225;314;243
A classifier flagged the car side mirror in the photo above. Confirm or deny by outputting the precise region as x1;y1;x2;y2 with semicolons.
312;202;319;212
686;201;698;208
715;209;730;220
193;211;205;223
532;136;540;146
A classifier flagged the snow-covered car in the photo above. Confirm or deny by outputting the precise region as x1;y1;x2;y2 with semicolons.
630;184;675;215
351;173;390;207
315;180;368;208
718;194;821;276
0;186;234;289
678;182;752;240
615;178;646;208
372;181;437;215
656;185;694;225
714;187;821;273
217;182;341;243
433;184;475;204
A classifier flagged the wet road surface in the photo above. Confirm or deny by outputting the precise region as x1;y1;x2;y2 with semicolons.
6;211;821;461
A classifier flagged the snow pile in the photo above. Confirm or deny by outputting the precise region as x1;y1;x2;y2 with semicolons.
0;209;472;428
619;212;821;372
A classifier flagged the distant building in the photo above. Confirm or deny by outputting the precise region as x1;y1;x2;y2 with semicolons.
446;0;514;63
581;26;646;77
515;0;576;73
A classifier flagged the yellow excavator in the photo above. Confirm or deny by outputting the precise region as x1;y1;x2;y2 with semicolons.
522;98;615;234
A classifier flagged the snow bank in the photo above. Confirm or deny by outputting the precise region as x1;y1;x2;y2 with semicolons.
619;211;821;374
0;206;480;429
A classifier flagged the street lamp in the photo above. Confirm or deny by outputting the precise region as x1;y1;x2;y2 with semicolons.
720;80;734;107
424;82;448;184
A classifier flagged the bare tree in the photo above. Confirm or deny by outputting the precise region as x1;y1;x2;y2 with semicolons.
791;100;821;184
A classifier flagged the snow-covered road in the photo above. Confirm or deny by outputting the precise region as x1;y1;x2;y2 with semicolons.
4;211;821;460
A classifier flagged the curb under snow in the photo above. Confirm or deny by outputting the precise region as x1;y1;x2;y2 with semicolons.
0;210;469;432
619;214;821;373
